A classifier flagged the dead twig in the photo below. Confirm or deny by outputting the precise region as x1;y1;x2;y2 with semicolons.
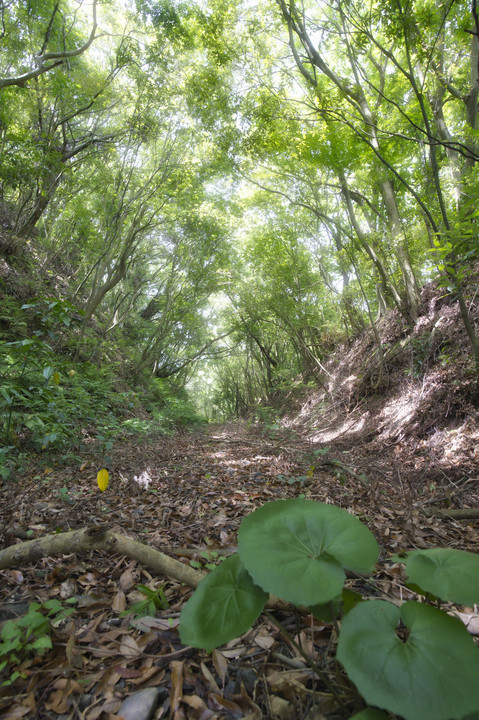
319;459;370;487
420;507;479;520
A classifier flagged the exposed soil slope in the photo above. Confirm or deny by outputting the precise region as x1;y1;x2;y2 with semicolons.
285;271;479;516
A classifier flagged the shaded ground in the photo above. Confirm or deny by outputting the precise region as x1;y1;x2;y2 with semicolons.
2;277;479;719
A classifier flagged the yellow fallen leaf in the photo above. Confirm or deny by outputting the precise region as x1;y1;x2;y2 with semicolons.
52;371;60;385
97;468;109;492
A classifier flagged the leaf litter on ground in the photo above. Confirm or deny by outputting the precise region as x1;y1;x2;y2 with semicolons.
1;413;479;719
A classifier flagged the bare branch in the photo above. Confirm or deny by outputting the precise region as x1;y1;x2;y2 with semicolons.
0;0;98;90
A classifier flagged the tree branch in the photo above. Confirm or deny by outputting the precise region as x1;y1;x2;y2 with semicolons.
0;0;98;90
0;526;205;587
0;526;289;610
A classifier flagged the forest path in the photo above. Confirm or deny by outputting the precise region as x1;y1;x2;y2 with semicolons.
1;420;478;718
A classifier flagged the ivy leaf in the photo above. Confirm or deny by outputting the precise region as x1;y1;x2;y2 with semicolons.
179;554;268;651
337;600;479;720
237;499;379;605
394;548;479;605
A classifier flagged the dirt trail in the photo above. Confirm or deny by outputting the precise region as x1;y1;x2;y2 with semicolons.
1;419;479;718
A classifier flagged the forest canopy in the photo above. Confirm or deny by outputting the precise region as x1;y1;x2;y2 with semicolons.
0;0;479;460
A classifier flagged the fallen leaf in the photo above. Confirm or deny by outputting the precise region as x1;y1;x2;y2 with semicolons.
170;660;184;713
97;468;109;492
212;648;228;684
119;568;137;592
269;695;292;719
112;590;126;613
201;662;221;693
119;635;141;659
112;665;145;679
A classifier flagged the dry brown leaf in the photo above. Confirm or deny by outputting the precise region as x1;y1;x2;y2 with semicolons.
91;699;122;717
131;615;179;631
266;669;312;699
112;589;126;613
212;693;243;714
227;693;262;720
294;630;314;657
201;661;221;693
0;693;36;719
60;579;77;598
269;694;292;719
454;610;479;635
44;678;82;713
170;660;184;713
119;567;138;592
112;664;145;679
94;666;122;695
254;634;275;650
221;646;245;658
65;625;80;667
130;667;166;687
119;635;141;658
182;694;208;710
212;648;228;684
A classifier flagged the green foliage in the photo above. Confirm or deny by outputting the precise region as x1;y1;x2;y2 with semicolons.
0;297;83;458
154;396;204;428
238;499;379;606
350;711;390;720
121;584;169;619
0;599;75;686
189;550;224;571
179;499;479;720
408;334;435;378
0;297;159;473
338;600;479;720
146;379;205;428
179;554;268;652
395;548;479;605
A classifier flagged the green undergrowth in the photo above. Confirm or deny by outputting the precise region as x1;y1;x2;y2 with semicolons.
0;296;204;479
0;599;76;686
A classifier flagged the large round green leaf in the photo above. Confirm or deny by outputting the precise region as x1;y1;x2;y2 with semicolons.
398;548;479;605
349;710;390;720
237;499;379;606
179;554;268;652
337;600;479;720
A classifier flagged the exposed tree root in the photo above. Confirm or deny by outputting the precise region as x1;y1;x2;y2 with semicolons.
0;526;290;610
0;525;205;587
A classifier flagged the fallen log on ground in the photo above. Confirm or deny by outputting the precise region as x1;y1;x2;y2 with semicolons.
0;525;290;610
0;525;205;587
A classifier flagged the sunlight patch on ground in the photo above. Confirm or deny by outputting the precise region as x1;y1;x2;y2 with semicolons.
377;390;419;439
207;451;274;469
307;384;420;444
309;414;367;443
